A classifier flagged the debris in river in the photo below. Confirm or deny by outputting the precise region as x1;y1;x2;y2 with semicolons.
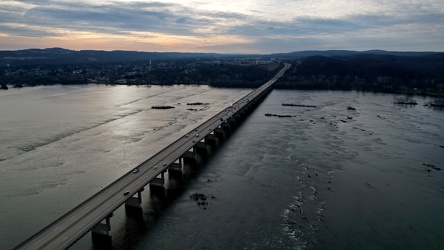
264;113;295;118
347;106;356;111
282;103;317;108
187;102;210;106
187;108;205;111
424;99;444;108
393;97;418;105
190;192;216;209
423;163;441;171
151;105;175;109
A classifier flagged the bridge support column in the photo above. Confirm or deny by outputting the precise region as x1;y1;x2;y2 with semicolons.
222;123;231;134
205;134;217;147
125;188;144;210
244;104;251;112
182;151;196;166
92;213;113;238
195;142;208;155
215;128;225;141
150;171;165;193
229;118;237;128
168;162;182;176
251;99;258;107
194;142;209;161
245;104;253;115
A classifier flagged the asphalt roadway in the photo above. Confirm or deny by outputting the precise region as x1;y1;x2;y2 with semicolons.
15;62;291;249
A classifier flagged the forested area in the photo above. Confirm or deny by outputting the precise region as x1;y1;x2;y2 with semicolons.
2;49;444;96
275;54;444;95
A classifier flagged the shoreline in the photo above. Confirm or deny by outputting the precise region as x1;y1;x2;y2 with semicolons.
2;82;444;98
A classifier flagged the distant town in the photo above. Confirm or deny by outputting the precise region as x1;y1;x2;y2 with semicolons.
0;57;278;87
1;48;444;97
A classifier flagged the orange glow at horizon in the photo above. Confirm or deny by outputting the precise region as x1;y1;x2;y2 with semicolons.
0;28;257;53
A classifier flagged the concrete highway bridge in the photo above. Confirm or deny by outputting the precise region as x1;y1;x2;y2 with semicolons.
15;63;291;249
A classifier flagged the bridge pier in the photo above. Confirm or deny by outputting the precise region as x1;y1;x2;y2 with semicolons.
228;118;237;128
245;104;254;115
92;213;113;238
235;113;243;121
205;134;218;147
215;128;225;141
149;171;166;193
168;162;183;176
222;123;231;134
250;99;258;107
243;104;251;112
195;141;208;155
125;188;144;210
194;142;209;162
182;150;197;166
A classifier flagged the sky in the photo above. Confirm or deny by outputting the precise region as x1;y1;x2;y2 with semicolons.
0;0;443;53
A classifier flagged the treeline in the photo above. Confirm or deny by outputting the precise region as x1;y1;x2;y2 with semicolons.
275;54;444;95
198;63;281;88
125;62;282;87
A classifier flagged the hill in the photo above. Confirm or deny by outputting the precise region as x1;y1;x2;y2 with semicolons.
275;53;444;95
0;48;225;66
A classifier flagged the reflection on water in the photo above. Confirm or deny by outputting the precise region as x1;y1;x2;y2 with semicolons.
0;84;250;249
1;86;443;249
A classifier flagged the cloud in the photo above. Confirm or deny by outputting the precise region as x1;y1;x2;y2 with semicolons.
0;0;443;52
0;24;58;37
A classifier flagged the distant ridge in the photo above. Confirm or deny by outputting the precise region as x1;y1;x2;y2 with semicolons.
0;48;225;66
0;48;441;66
269;50;438;58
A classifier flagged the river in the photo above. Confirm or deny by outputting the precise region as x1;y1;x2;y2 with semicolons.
1;85;443;249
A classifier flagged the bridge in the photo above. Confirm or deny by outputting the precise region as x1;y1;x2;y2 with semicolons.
15;63;291;249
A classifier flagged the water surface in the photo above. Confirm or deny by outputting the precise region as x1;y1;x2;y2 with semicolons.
1;86;443;249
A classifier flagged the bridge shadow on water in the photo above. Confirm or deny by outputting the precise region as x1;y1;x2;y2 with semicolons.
91;138;231;250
